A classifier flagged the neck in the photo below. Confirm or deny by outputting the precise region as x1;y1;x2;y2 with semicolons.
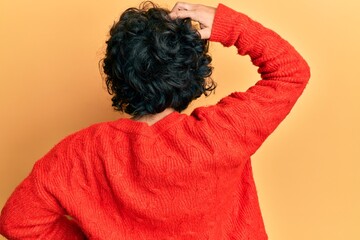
132;108;175;126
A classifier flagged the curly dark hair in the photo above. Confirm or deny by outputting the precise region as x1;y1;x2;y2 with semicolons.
102;1;215;117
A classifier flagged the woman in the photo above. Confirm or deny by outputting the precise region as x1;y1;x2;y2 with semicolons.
0;2;310;239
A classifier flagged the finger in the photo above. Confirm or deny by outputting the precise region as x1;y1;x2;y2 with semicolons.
197;28;211;40
169;9;197;21
170;2;194;12
169;2;198;20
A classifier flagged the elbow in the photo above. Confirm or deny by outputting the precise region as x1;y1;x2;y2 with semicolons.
293;57;311;86
0;214;13;239
0;210;25;239
300;55;311;83
303;60;311;82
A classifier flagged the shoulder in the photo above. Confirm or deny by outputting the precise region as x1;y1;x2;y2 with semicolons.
50;122;105;150
34;121;117;171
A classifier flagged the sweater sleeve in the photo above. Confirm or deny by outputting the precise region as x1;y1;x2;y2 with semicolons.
0;145;86;239
191;4;311;157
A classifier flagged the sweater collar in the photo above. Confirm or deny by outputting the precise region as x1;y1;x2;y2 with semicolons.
109;111;186;137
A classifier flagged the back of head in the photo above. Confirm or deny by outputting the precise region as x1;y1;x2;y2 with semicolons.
102;1;215;117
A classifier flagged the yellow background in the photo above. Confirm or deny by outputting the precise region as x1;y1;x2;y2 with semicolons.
1;0;359;239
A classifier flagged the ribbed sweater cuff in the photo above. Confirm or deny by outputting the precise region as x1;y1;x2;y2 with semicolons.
210;4;243;46
210;3;265;56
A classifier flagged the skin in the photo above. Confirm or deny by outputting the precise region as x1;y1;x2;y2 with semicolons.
169;2;216;40
131;108;176;126
133;2;216;125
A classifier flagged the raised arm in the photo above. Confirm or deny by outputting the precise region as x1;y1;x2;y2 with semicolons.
171;3;311;157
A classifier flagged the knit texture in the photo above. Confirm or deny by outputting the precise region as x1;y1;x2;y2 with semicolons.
0;4;310;240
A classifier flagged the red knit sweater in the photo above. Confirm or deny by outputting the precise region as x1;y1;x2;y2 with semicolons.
0;4;310;240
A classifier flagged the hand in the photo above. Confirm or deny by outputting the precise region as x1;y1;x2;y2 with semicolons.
169;2;216;39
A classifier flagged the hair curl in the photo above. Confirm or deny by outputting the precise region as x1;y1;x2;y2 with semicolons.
102;1;215;117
